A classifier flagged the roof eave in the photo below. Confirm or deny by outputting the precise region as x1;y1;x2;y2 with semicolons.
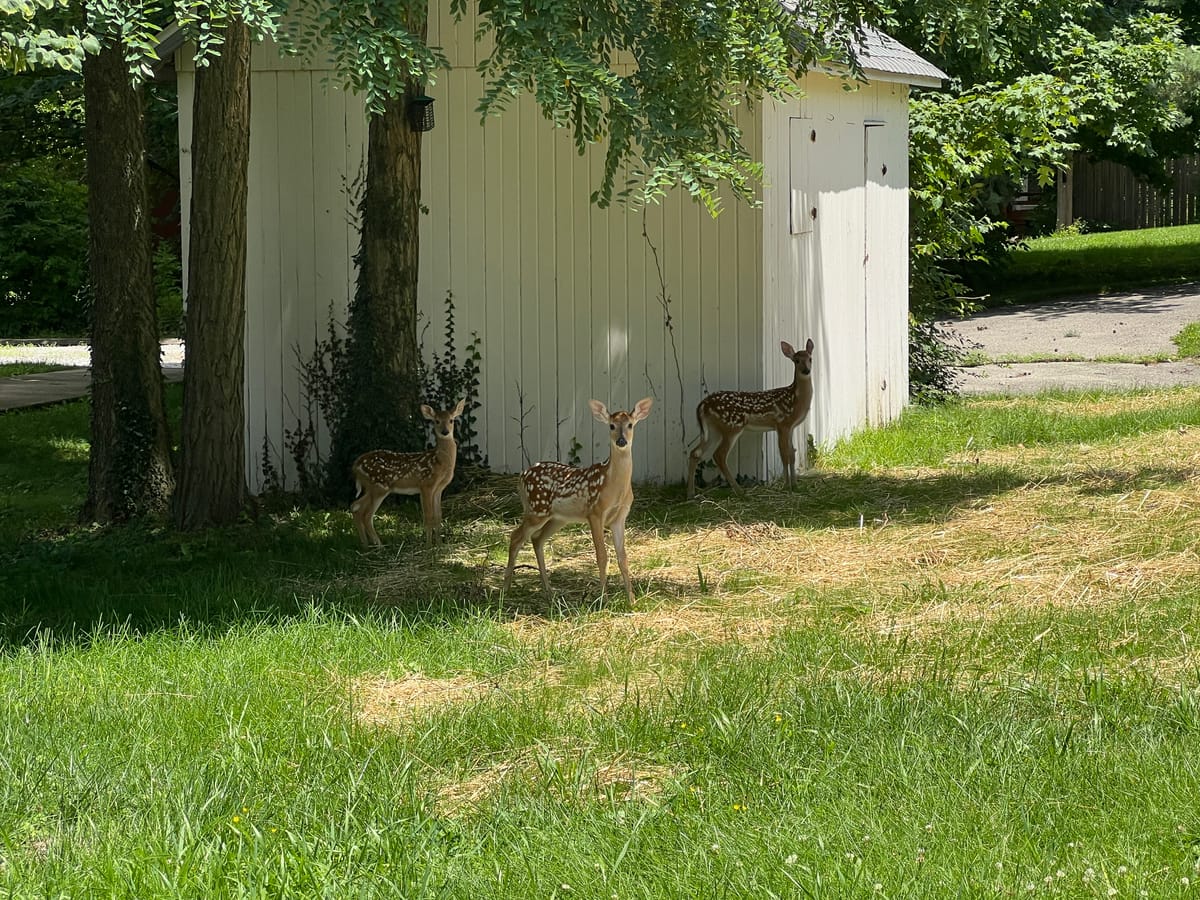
860;67;945;89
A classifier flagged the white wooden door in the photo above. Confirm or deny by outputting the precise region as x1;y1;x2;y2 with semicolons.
863;121;889;427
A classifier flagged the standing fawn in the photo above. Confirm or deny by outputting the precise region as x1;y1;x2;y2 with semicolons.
503;398;654;601
686;338;814;499
350;399;466;547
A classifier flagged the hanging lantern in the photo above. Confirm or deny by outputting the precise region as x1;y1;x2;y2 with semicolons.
408;95;435;133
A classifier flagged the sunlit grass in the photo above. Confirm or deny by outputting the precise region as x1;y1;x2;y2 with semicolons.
975;223;1200;305
1174;322;1200;358
2;387;1200;896
0;362;70;377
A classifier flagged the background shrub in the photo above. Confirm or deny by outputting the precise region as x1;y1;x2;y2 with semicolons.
0;159;88;336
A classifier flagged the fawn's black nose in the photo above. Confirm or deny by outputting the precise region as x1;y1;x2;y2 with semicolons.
616;436;628;448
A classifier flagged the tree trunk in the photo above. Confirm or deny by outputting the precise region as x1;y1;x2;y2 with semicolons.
327;65;427;496
174;20;251;529
81;42;174;522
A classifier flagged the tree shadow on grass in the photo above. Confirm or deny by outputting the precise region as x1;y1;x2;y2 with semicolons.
631;459;1199;536
2;452;1195;651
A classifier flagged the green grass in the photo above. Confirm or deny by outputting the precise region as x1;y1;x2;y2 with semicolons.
3;388;1200;896
975;223;1200;306
1174;323;1200;359
0;362;71;377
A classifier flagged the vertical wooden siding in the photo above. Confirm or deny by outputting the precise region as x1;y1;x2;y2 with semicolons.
416;68;763;481
761;76;910;467
180;44;366;491
178;12;912;489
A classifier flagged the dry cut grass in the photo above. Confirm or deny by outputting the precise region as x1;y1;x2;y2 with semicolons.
435;748;681;816
350;406;1200;724
359;423;1199;647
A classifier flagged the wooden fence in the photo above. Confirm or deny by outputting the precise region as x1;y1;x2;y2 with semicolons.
1068;153;1200;230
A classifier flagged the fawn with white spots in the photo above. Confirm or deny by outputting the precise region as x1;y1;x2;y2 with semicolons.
350;399;466;547
503;397;654;601
686;338;814;498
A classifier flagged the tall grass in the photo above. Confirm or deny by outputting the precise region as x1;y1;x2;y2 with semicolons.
2;388;1199;897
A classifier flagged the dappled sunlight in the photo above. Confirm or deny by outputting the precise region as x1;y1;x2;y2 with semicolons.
47;437;89;463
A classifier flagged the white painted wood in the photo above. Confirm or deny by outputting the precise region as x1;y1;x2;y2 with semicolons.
247;71;282;493
176;69;193;310
176;20;917;490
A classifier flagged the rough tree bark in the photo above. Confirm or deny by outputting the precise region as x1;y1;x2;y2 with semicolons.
327;43;428;496
81;41;174;522
174;20;251;529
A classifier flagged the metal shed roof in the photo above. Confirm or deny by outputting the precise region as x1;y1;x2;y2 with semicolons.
854;25;947;88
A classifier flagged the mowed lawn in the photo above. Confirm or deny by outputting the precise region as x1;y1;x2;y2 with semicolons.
975;223;1200;306
2;386;1200;897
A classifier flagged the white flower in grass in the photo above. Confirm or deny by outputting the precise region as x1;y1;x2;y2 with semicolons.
1044;876;1054;886
1118;866;1128;875
785;854;798;866
873;883;882;891
1107;889;1118;897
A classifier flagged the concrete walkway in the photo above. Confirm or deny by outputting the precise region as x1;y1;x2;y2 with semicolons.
0;341;185;412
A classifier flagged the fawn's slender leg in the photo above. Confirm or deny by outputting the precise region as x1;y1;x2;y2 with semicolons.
504;515;549;592
351;489;389;547
418;487;436;547
350;491;370;547
532;518;567;593
589;515;609;597
777;428;797;489
611;516;634;603
432;490;444;544
687;429;717;499
711;432;743;494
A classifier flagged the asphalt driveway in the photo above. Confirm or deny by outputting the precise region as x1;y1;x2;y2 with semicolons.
942;282;1200;395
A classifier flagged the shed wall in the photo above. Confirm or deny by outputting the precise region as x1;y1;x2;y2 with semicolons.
761;74;910;468
180;37;763;489
177;16;912;491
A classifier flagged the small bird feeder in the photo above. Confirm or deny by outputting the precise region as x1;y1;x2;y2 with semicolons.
408;95;435;133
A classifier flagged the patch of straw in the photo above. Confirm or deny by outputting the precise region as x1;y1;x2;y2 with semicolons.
350;673;492;727
436;749;680;816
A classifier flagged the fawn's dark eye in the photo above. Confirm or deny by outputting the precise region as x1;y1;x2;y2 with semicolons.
610;424;615;430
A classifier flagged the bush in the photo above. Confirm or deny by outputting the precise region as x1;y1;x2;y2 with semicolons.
0;159;88;336
153;239;183;338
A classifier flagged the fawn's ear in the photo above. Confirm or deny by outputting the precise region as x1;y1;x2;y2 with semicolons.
589;399;611;424
631;397;654;422
451;398;466;417
780;340;796;359
420;404;436;421
805;338;814;353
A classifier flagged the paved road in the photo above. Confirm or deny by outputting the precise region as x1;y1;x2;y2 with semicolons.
941;282;1200;395
0;341;184;412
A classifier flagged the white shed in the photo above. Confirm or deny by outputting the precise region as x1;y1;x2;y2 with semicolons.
165;15;945;491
